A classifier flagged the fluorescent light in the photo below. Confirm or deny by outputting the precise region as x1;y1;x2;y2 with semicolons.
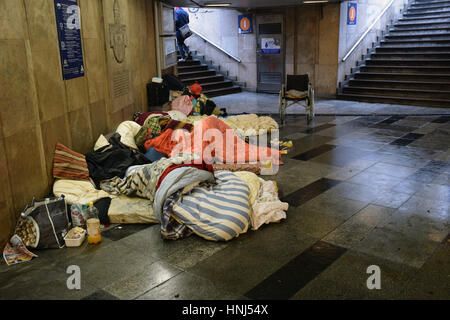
303;0;328;3
204;2;231;6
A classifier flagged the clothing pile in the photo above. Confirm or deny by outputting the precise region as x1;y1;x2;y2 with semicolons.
51;95;288;242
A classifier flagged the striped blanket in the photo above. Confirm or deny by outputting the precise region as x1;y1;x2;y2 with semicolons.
100;155;194;202
171;170;250;241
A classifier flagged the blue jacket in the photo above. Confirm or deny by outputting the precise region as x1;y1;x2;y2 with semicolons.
175;8;189;30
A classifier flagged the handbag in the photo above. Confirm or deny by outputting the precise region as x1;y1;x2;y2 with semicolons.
179;24;192;40
17;196;70;249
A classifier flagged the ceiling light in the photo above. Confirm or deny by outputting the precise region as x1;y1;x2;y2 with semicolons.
303;0;329;3
204;2;231;6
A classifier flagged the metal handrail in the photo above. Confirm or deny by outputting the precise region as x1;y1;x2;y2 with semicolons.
190;28;241;63
342;0;395;62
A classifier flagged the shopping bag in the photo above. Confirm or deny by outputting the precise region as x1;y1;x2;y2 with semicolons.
179;24;192;40
18;196;70;249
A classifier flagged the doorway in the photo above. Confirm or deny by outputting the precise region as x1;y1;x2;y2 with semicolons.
256;14;285;93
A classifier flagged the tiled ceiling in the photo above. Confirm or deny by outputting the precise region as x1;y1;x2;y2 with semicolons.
162;0;341;9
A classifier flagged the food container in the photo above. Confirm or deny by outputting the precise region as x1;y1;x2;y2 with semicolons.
64;227;86;247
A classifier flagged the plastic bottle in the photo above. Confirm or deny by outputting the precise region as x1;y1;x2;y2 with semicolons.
84;202;101;244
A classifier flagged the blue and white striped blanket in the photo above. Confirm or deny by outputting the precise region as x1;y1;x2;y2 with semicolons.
171;170;250;241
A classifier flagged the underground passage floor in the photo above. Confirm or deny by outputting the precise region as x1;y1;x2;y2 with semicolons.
0;110;449;300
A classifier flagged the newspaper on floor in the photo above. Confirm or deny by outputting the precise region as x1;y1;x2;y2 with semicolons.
3;235;38;266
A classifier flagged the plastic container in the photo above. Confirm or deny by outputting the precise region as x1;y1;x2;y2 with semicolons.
84;202;102;245
64;227;86;247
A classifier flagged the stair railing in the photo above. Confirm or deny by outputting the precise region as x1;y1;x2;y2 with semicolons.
190;28;242;63
342;0;396;62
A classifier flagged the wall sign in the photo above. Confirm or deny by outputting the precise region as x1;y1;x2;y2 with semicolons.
261;38;280;54
238;14;253;34
347;2;357;25
54;0;85;80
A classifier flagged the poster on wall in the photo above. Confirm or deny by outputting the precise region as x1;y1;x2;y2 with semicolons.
347;2;357;25
261;38;281;54
54;0;85;80
238;14;253;34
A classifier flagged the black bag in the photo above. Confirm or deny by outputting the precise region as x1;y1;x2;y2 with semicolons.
179;24;192;40
19;196;70;249
147;82;169;109
162;74;185;91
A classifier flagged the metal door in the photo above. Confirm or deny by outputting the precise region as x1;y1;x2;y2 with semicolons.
256;14;285;93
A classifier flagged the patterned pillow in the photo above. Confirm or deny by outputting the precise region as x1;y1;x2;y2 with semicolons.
53;142;90;180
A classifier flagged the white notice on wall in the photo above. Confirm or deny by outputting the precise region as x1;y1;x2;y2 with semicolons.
261;38;281;54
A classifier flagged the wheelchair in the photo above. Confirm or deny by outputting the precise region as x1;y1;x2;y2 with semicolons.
279;74;315;125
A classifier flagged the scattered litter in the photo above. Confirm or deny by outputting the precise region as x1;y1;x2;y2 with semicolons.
3;235;38;266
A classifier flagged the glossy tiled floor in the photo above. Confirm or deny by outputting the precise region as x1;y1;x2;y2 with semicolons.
0;101;449;300
215;92;450;115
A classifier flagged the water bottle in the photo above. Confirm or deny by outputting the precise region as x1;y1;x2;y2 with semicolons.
84;202;101;244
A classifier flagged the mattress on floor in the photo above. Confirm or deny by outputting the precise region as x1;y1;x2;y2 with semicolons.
108;196;159;224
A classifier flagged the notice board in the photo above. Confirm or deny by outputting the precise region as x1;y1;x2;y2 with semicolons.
54;0;85;80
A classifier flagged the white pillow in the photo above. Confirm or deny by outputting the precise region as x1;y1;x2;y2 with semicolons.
115;121;142;150
94;135;110;151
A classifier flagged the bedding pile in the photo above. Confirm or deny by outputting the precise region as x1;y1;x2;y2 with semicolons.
52;97;288;242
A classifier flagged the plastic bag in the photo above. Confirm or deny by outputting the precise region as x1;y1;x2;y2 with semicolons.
171;95;193;116
70;203;87;228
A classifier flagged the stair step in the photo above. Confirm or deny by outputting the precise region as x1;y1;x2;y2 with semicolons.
177;70;217;79
389;26;450;34
399;15;450;23
407;8;450;16
359;65;450;74
177;59;201;67
181;75;225;85
404;10;450;18
370;52;450;59
365;58;450;66
353;72;450;82
200;80;234;91
385;33;450;40
348;79;450;90
413;0;450;5
337;93;450;108
203;86;242;98
343;85;450;99
380;39;450;46
394;21;450;29
176;64;209;72
409;3;450;11
376;45;450;53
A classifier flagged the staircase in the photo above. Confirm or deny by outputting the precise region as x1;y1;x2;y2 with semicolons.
176;51;242;98
338;0;450;107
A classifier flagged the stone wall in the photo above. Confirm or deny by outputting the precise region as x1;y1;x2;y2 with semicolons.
184;4;340;97
0;0;158;250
